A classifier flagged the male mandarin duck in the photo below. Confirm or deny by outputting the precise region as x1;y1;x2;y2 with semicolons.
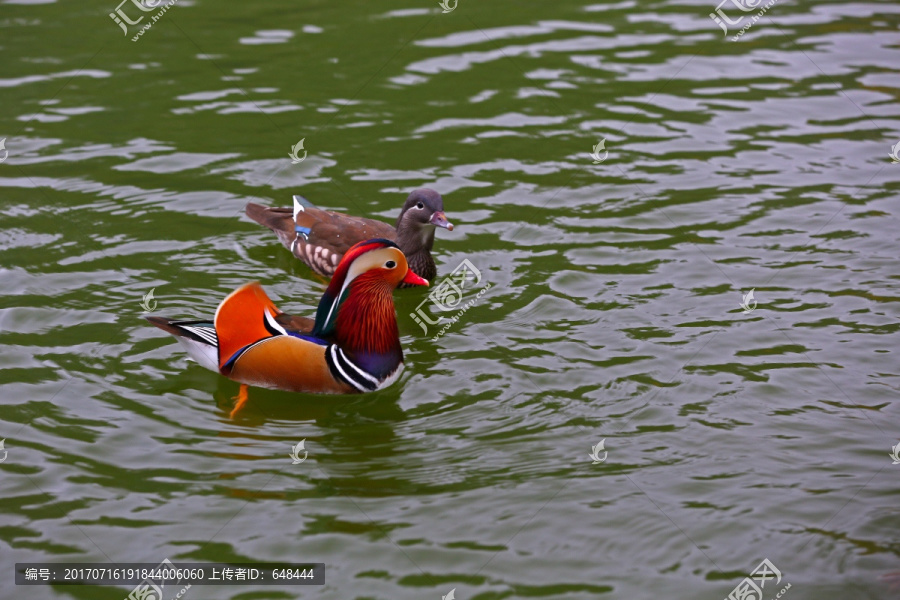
146;239;427;394
244;188;453;284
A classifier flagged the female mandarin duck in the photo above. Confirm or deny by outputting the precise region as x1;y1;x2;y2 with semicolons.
244;188;453;284
146;239;427;394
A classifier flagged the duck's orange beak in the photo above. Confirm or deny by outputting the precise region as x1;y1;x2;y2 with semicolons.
402;268;429;287
430;211;454;231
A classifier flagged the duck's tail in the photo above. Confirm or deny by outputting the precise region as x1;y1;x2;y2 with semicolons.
244;202;295;242
146;315;220;372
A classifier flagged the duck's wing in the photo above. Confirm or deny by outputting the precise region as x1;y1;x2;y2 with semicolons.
214;282;354;393
274;312;317;334
213;281;292;372
246;197;396;277
294;197;396;276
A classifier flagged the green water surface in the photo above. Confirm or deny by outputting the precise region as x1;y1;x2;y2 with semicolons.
1;0;900;598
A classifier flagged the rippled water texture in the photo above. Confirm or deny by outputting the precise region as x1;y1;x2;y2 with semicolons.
2;0;900;598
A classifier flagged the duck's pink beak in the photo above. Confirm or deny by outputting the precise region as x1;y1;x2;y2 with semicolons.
430;211;454;231
402;269;429;287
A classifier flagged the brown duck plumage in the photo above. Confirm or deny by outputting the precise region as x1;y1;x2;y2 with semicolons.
245;188;453;283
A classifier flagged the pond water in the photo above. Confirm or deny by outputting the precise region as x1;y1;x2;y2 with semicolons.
1;0;899;598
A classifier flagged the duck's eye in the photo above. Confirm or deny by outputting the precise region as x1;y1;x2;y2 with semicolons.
416;202;424;209
385;260;397;269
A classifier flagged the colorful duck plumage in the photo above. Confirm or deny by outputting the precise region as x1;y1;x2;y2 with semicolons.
244;188;452;283
146;239;427;394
